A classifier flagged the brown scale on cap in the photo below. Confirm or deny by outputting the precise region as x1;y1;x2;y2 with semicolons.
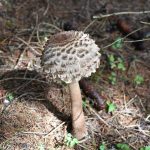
41;31;101;83
41;31;101;140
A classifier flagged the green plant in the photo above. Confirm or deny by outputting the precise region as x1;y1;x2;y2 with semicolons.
108;54;116;69
108;55;126;85
108;54;126;72
65;133;79;148
99;142;106;150
109;72;117;85
3;92;14;107
82;98;94;109
6;93;14;102
38;143;45;150
140;146;150;150
116;57;126;71
134;74;144;85
106;101;116;113
116;143;131;150
112;37;123;49
82;98;88;109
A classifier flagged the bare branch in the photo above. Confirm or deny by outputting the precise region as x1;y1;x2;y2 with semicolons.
93;10;150;19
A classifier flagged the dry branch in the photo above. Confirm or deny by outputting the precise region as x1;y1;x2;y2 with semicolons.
93;10;150;19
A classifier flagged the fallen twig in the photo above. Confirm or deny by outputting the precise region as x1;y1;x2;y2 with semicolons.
16;37;41;57
44;122;65;137
89;107;110;127
102;27;145;49
140;21;150;25
20;122;65;137
93;10;150;19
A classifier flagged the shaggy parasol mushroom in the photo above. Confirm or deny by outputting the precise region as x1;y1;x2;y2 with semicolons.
41;31;101;140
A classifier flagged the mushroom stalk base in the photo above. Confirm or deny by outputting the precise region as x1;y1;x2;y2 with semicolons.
69;81;87;140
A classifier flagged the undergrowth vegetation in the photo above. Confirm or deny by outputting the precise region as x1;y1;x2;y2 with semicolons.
0;0;150;150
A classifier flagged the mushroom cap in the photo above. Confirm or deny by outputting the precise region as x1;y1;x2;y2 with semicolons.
41;31;101;83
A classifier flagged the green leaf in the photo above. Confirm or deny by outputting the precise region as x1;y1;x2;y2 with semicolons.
134;75;144;85
108;54;115;63
140;146;150;150
106;101;116;113
112;37;123;49
65;133;72;142
82;98;87;109
110;62;116;69
65;133;79;148
6;93;14;102
109;72;117;85
111;72;116;77
70;138;79;148
117;62;126;71
116;58;126;71
108;54;116;69
117;57;123;62
116;143;131;150
38;143;45;150
99;142;106;150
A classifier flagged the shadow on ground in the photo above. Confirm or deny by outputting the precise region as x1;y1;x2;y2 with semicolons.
0;70;71;122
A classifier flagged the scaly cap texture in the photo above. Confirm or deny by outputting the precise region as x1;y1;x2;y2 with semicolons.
41;31;101;83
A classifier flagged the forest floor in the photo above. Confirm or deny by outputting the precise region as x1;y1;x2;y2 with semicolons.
0;0;150;150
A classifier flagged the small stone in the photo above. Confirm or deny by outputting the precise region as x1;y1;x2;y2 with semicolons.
3;99;10;106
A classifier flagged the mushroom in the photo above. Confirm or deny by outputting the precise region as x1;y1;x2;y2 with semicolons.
41;31;101;140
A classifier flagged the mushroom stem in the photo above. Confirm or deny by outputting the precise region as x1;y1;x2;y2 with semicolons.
69;81;87;140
